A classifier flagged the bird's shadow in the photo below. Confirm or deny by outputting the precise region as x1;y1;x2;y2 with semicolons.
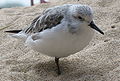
32;57;117;79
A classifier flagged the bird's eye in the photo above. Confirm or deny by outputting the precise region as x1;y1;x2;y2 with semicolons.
78;16;83;20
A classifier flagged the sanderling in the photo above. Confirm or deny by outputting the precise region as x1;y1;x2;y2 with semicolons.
6;4;104;75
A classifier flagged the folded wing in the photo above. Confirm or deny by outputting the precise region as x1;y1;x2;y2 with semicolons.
24;6;65;34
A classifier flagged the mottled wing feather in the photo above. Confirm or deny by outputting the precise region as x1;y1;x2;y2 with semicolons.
24;7;64;34
24;15;40;34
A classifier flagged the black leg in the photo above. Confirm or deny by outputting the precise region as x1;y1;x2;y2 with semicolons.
55;57;61;75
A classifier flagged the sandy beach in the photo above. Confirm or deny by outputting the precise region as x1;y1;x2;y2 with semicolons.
0;0;120;81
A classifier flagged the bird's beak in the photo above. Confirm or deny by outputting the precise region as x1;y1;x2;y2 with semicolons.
89;21;104;35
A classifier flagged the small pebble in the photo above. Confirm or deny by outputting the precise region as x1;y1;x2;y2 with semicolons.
111;25;115;28
104;39;110;42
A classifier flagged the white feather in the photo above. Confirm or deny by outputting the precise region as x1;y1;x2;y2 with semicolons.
12;31;28;41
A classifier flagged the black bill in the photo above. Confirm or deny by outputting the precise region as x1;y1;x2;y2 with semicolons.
89;21;104;35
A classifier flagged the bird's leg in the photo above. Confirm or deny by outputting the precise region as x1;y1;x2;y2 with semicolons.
55;57;61;75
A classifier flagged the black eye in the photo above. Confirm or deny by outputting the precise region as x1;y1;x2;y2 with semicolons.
78;16;83;20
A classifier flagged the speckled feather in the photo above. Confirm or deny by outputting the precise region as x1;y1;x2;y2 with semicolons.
23;4;72;34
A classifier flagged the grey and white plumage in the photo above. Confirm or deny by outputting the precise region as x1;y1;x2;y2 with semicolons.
6;4;104;75
16;4;93;35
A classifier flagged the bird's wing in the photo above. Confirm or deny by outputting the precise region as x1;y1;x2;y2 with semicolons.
23;6;66;34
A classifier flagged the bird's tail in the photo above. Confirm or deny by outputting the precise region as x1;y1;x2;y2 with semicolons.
5;30;28;40
5;30;22;33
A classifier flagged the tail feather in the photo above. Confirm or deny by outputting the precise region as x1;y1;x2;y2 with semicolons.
5;30;22;33
5;30;28;41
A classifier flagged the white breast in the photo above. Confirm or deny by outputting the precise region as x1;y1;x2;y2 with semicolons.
25;24;94;58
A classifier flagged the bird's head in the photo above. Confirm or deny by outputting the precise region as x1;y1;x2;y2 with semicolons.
68;4;104;35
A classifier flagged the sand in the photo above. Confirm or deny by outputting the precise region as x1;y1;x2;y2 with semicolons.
0;0;120;81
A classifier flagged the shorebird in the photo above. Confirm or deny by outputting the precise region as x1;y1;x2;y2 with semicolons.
5;4;104;75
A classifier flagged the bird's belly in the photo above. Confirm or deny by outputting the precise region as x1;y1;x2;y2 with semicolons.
26;28;94;57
